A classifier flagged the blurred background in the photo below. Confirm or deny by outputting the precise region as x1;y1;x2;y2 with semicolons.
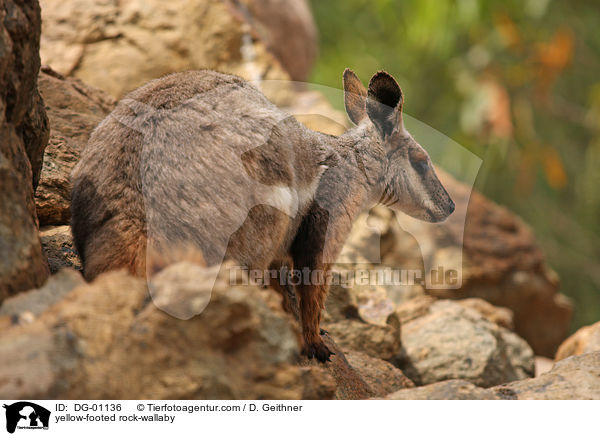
309;0;600;331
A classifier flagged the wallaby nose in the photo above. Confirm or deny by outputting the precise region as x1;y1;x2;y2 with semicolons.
448;199;455;214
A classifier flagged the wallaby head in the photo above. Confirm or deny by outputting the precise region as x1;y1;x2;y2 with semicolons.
342;69;455;222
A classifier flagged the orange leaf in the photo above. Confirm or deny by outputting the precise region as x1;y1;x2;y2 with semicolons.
537;27;573;71
543;147;567;189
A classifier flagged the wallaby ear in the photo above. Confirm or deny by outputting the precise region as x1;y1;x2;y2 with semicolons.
366;71;403;138
343;68;367;125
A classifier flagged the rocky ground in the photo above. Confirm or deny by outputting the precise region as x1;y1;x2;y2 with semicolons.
1;0;598;400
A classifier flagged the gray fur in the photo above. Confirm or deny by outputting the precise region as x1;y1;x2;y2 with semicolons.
71;67;453;286
71;70;337;277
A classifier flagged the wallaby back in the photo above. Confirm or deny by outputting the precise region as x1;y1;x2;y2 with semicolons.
71;70;335;280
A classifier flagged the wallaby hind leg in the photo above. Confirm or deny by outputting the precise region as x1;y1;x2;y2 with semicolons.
290;203;334;363
269;257;331;362
296;280;333;362
268;258;300;320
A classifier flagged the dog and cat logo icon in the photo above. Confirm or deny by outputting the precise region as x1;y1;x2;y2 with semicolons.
3;402;50;433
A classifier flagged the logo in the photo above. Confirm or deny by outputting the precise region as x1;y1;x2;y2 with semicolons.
3;402;50;434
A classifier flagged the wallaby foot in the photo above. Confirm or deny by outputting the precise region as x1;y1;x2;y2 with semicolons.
303;332;335;363
303;339;334;363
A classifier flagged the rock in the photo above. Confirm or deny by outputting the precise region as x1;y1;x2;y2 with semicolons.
325;278;396;326
299;334;373;400
385;380;497;400
492;352;600;399
0;0;49;191
555;320;600;361
344;350;414;397
391;296;513;330
392;295;437;325
38;0;340;142
40;226;82;273
296;265;411;398
323;280;362;323
535;356;554;377
0;269;83;321
350;283;397;326
297;366;337;400
35;67;116;225
336;207;396;265
39;0;293;99
384;282;427;307
235;0;317;81
457;298;514;330
324;319;401;361
397;300;534;388
299;333;411;399
0;156;49;303
0;264;335;399
322;209;402;326
0;0;50;302
387;352;600;399
24;90;50;191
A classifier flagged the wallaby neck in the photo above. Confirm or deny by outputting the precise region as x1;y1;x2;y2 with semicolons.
312;123;388;212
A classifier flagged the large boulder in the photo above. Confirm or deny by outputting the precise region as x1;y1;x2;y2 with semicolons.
0;0;50;302
0;264;335;399
491;352;600;400
39;0;317;99
386;352;600;400
35;67;116;225
555;320;600;361
396;300;534;388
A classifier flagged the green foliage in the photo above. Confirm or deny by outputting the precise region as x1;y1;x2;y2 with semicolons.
310;0;600;330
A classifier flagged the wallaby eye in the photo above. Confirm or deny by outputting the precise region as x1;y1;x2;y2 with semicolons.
411;158;428;174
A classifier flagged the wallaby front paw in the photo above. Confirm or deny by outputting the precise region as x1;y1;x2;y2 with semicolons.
303;339;334;363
